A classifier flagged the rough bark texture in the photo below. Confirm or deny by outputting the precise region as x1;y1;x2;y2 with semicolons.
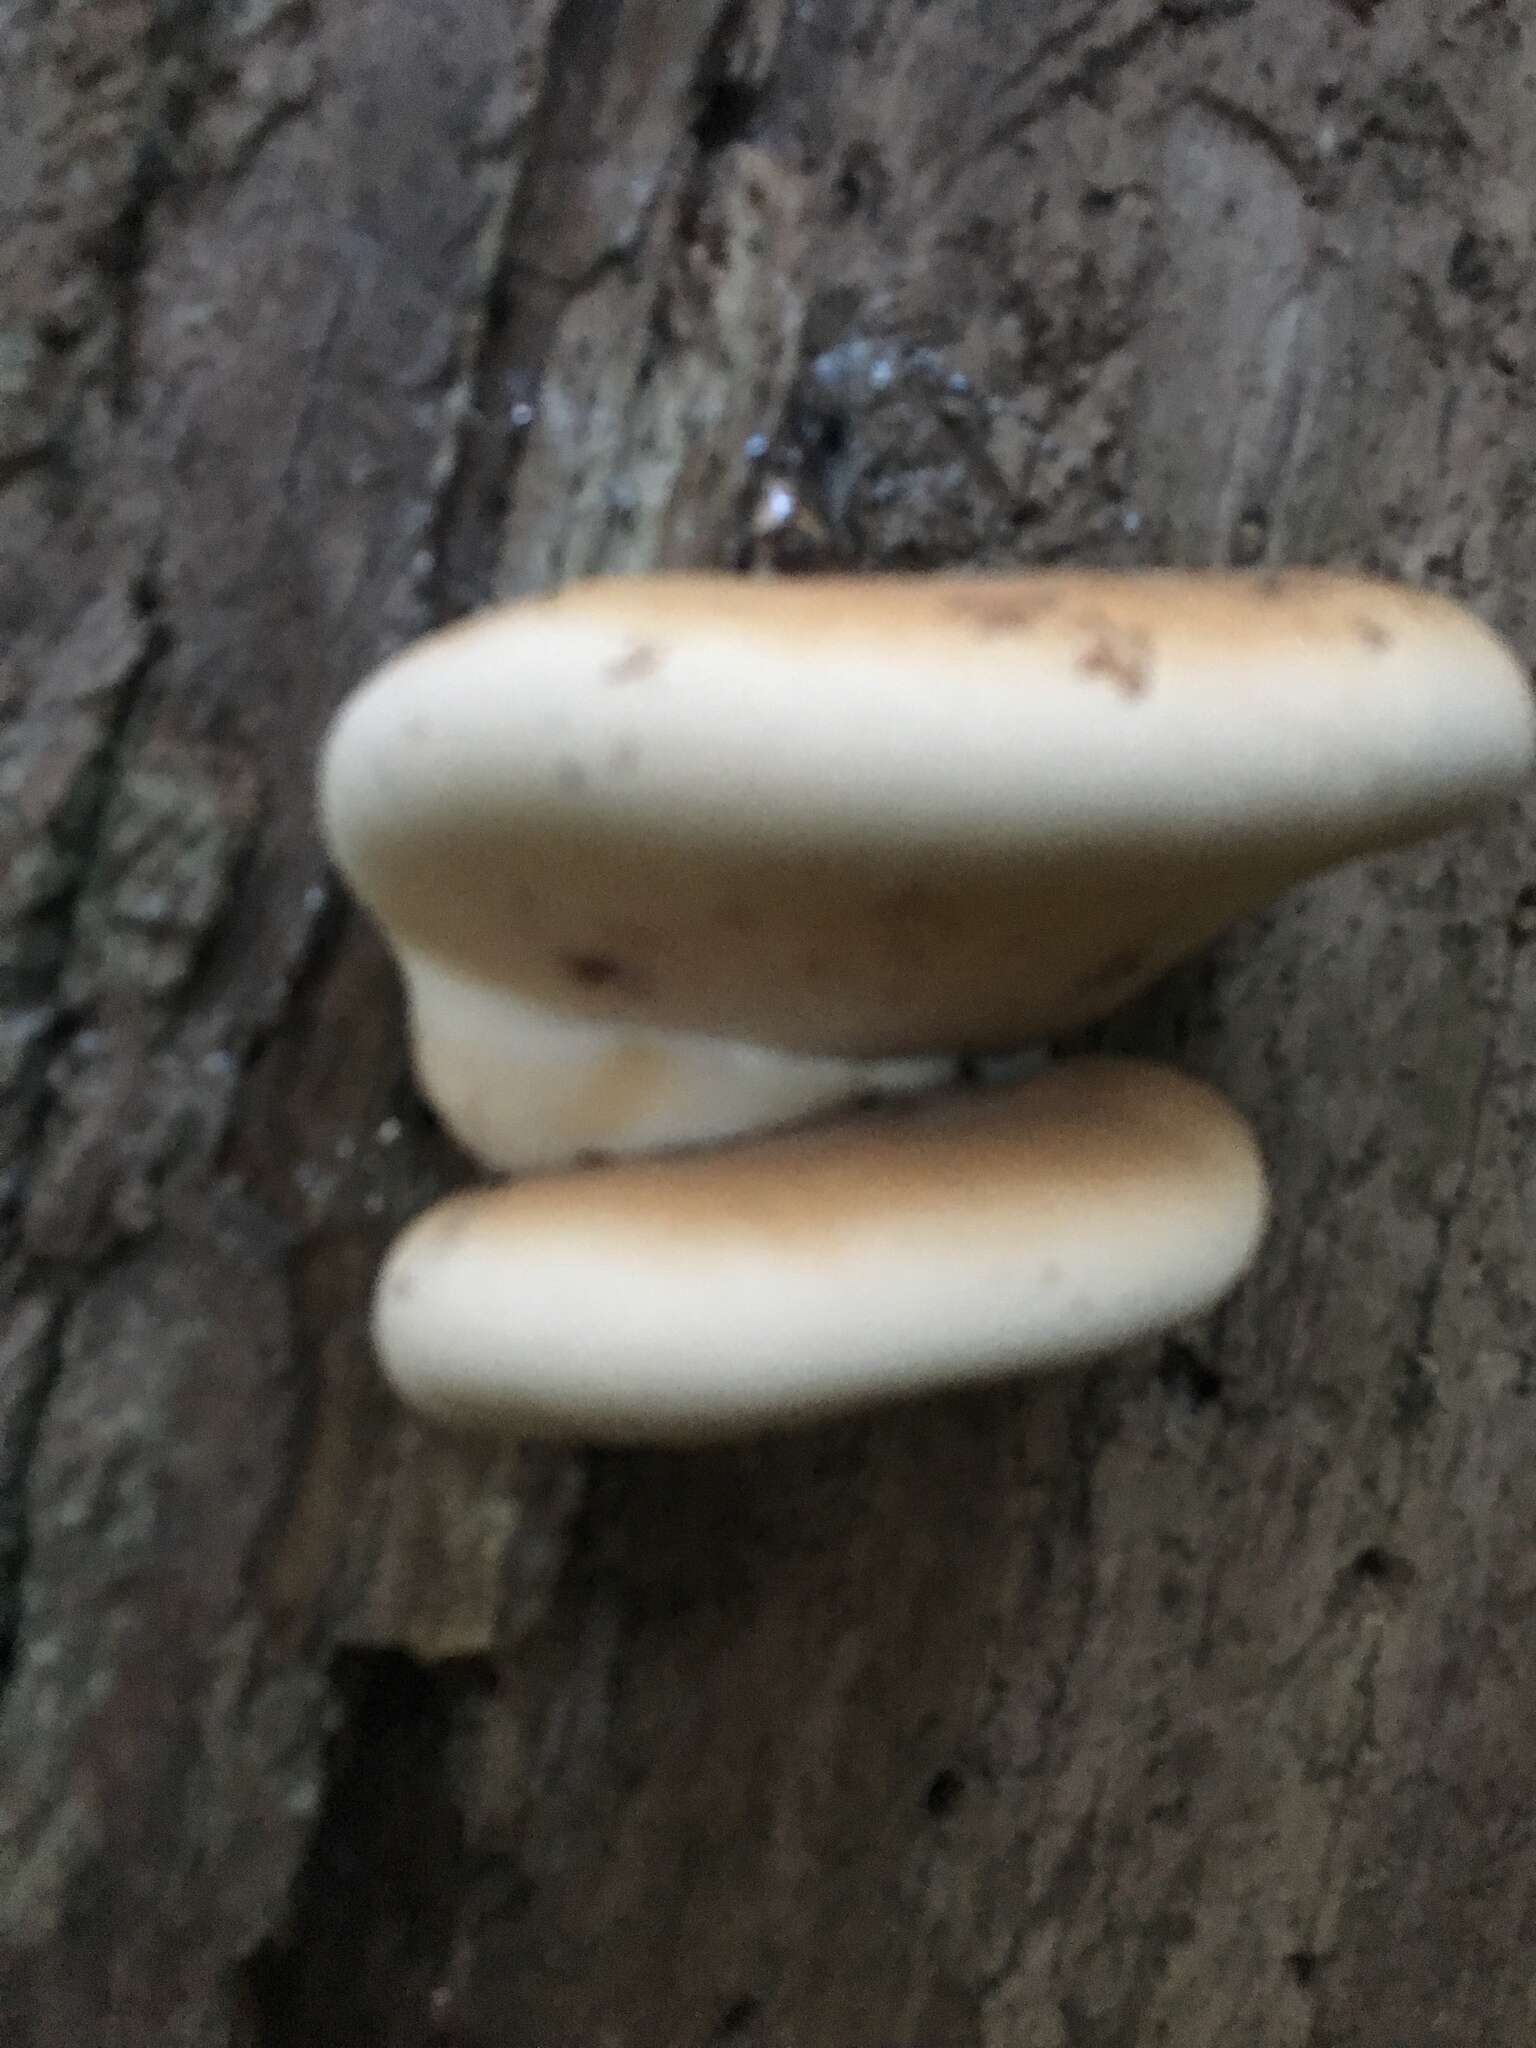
3;2;1535;2042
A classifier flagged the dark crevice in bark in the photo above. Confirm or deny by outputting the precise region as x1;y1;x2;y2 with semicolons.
242;1646;494;2048
689;0;767;154
6;559;170;1024
0;1307;65;1695
97;4;215;413
1;562;171;1220
423;0;638;621
424;0;760;618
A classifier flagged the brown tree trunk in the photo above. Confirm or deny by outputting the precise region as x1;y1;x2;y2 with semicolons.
3;2;1534;2042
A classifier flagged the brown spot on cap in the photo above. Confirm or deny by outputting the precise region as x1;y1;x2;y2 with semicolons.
609;643;660;683
948;590;1058;637
1076;620;1152;699
1356;617;1392;650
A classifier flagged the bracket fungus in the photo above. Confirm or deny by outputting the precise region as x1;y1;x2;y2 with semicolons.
320;569;1533;1439
374;1060;1266;1442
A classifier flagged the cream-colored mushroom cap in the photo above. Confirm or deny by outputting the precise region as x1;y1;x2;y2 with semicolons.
321;570;1533;1170
373;1058;1268;1442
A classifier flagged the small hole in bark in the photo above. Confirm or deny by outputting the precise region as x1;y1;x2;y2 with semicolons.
1349;1545;1416;1593
1506;885;1536;946
1233;505;1269;565
807;411;847;461
1447;229;1494;299
1393;1351;1437;1431
834;143;887;219
925;1767;966;1818
1159;1342;1224;1409
692;79;758;153
713;1994;762;2038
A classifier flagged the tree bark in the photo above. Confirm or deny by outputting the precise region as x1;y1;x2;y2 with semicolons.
3;2;1535;2043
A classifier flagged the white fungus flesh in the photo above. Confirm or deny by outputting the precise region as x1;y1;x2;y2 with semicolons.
321;570;1534;1171
373;1058;1269;1443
